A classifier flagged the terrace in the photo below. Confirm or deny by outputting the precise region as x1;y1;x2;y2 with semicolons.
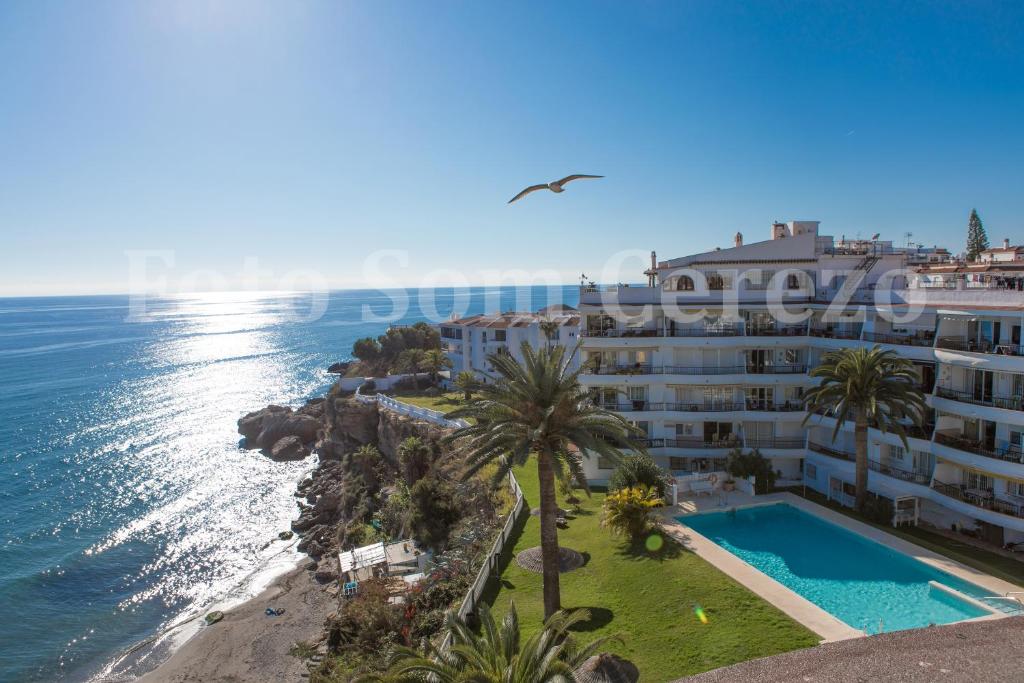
934;386;1024;412
932;480;1024;519
934;432;1024;464
862;331;936;347
936;337;1024;357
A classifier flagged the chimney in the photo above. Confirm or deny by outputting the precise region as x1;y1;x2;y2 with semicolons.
1004;238;1011;249
734;232;743;248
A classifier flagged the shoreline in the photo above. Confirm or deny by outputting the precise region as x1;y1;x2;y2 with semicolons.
135;563;333;683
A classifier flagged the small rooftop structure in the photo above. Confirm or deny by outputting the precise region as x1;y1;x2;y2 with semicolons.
339;539;426;581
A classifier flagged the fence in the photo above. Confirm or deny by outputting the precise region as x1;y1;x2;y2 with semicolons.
366;392;526;642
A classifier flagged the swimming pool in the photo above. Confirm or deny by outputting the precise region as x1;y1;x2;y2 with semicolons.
681;503;1014;634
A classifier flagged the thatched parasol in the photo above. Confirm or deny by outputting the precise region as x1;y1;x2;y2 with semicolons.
573;653;640;683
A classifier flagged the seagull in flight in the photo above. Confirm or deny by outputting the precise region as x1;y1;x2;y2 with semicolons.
507;174;603;204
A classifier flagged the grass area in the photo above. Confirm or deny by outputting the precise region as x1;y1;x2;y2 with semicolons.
485;465;819;682
387;389;468;414
785;487;1024;587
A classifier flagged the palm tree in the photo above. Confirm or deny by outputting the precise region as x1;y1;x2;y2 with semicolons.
539;319;561;348
453;370;478;402
363;602;608;683
446;341;640;618
421;349;452;385
803;346;927;511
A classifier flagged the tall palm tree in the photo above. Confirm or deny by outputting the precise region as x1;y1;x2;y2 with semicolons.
803;346;927;511
363;602;609;683
446;342;640;618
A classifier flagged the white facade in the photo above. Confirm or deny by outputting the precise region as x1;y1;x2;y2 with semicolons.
577;221;1024;545
438;305;581;383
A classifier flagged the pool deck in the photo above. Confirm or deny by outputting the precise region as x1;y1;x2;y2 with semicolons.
660;490;1024;642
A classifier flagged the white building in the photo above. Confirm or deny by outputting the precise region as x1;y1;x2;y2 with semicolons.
438;305;581;383
576;220;1024;546
979;239;1024;264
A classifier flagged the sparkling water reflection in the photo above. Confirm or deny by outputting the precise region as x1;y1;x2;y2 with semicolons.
0;287;576;682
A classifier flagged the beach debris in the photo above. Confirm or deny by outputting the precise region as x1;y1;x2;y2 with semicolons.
265;607;285;617
278;531;294;541
204;611;224;625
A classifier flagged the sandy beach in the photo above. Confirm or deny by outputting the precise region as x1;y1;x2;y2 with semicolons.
137;566;334;683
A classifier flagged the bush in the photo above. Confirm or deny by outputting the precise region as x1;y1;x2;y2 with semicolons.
602;485;662;540
608;454;668;497
862;496;894;525
408;476;461;549
726;448;777;494
327;580;405;656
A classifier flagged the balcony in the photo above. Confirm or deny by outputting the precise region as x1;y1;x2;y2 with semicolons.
639;437;741;450
932;481;1024;519
584;328;663;338
746;437;806;450
662;365;747;375
867;460;931;485
934;432;1024;464
666;325;741;338
934;387;1024;412
745;364;808;375
585;363;656;376
936;337;1023;357
809;327;861;340
808;441;855;462
746;324;808;337
862;331;936;347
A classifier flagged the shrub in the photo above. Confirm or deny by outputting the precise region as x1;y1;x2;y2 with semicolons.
608;454;668;497
602;485;662;540
327;579;405;655
726;447;777;494
862;496;894;525
398;436;435;484
408;476;461;549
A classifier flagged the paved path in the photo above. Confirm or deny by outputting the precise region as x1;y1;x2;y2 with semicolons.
677;616;1024;682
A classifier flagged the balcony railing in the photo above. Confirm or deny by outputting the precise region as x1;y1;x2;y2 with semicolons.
809;327;861;340
934;432;1024;464
746;324;808;337
640;437;741;450
662;365;748;375
745;364;808;375
934;387;1024;412
746;437;806;449
584;328;663;338
932;481;1024;519
808;441;855;461
666;326;742;338
603;400;805;414
867;460;931;485
586;363;656;376
936;337;1024;357
862;331;936;347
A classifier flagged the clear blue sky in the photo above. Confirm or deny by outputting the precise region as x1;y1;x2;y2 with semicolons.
1;1;1022;296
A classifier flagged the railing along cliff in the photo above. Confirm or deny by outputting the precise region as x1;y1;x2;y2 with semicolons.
359;386;527;641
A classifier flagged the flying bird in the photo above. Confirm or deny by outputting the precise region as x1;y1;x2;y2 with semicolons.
507;174;603;204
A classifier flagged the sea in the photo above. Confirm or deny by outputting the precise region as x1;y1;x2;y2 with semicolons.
0;286;577;683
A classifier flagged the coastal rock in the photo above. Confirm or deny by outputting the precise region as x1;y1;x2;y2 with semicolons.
238;404;322;450
327;361;350;374
270;436;312;461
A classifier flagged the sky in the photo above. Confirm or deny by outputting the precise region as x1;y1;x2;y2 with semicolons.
1;1;1023;296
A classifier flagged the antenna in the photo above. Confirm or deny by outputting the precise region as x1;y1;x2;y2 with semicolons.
903;231;913;248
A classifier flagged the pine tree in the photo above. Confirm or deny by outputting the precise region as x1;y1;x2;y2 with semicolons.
966;208;989;261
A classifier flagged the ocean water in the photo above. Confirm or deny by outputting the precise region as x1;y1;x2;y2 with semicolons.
0;286;577;683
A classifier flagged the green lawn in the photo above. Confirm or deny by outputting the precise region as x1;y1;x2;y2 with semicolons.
785;487;1024;587
485;465;819;682
387;389;469;414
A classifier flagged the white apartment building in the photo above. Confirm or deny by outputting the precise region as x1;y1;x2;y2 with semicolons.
438;305;581;383
577;220;1024;546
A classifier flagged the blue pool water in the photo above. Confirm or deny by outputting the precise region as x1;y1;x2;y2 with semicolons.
682;504;1008;634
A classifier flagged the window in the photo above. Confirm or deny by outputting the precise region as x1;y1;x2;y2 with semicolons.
1009;481;1024;498
786;273;801;289
746;270;772;291
494;330;506;341
887;445;905;461
675;423;695;436
806;463;818;480
783;348;802;364
962;471;993;491
597;456;615;470
707;273;731;290
676;275;695;291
